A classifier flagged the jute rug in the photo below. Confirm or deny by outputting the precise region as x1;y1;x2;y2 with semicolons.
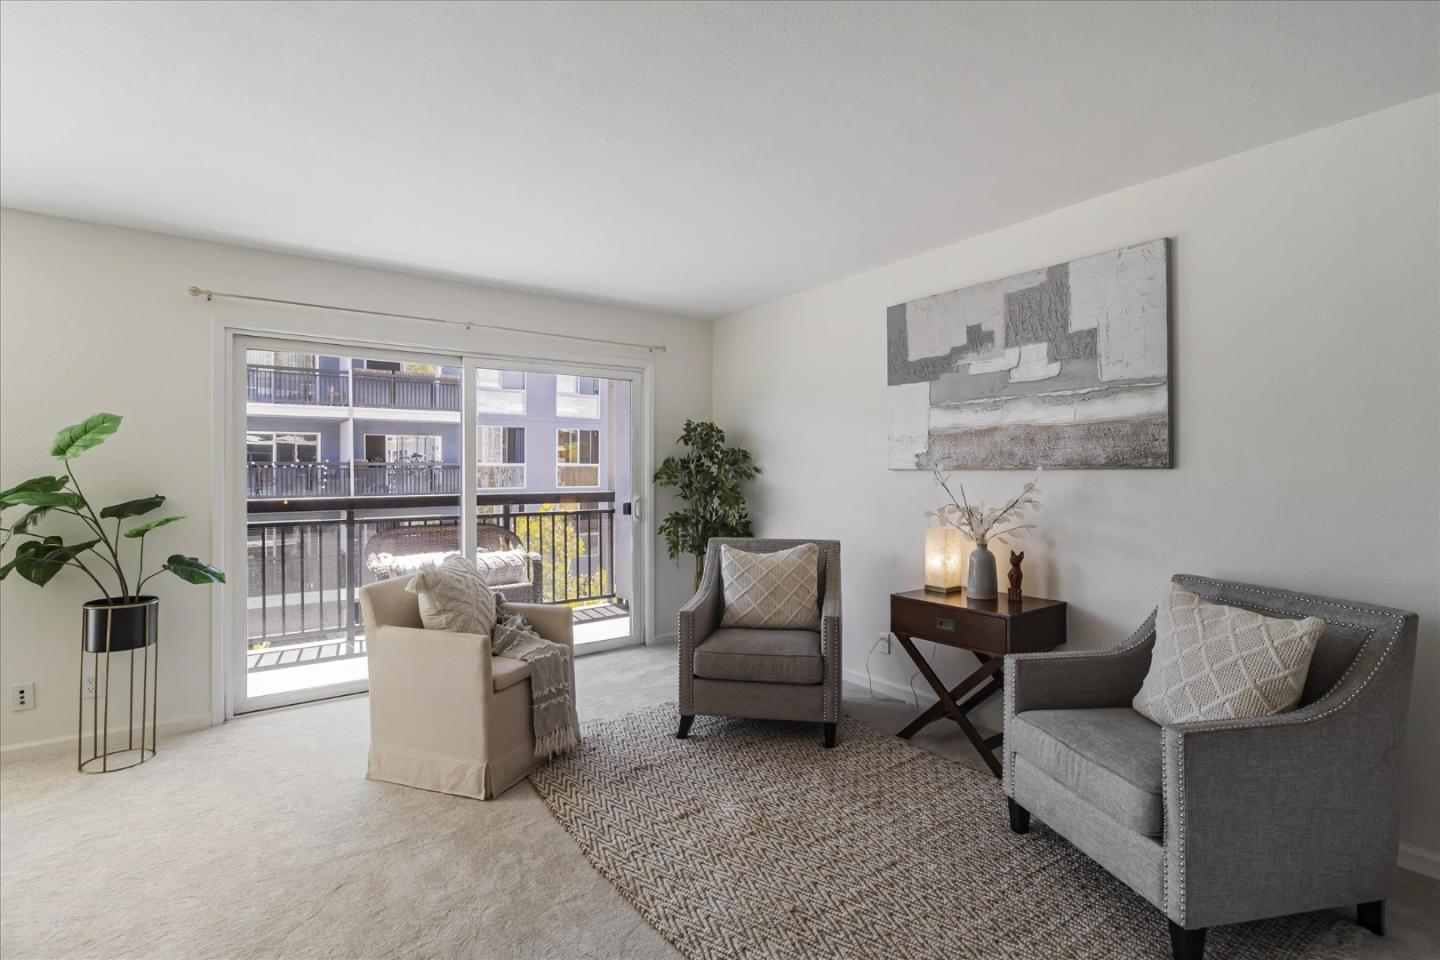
529;705;1353;960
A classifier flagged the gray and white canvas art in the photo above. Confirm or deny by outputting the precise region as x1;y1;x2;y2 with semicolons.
887;238;1170;470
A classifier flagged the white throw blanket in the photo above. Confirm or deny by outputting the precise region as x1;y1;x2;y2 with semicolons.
407;556;578;759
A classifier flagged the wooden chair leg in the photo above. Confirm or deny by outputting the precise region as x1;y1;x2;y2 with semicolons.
676;715;694;739
1168;921;1206;960
1357;900;1384;936
822;722;837;748
1007;798;1030;834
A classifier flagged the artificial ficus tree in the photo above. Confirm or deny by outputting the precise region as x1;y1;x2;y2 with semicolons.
0;413;225;598
652;419;760;588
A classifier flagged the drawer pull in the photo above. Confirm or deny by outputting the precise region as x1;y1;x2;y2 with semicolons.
935;617;955;632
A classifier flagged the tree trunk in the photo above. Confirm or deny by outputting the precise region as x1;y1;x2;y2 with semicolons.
694;553;705;592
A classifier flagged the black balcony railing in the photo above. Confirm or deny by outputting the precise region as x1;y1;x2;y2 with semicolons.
245;494;617;651
247;461;352;499
352;369;461;411
353;461;461;496
246;365;349;406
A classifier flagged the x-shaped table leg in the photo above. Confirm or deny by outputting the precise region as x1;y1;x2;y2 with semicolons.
894;635;1004;777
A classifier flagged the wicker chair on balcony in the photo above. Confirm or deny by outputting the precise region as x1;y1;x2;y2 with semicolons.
363;523;542;603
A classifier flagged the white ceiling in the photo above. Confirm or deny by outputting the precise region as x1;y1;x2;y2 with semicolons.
2;1;1436;318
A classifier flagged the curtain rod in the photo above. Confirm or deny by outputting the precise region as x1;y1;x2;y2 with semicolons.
187;286;667;353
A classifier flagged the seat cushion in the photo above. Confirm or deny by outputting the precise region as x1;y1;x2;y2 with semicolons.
1010;708;1163;836
692;628;823;685
492;656;530;692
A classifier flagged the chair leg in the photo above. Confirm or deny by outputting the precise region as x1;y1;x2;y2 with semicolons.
823;722;837;748
1357;900;1384;936
1007;798;1030;834
676;715;694;739
1168;921;1206;960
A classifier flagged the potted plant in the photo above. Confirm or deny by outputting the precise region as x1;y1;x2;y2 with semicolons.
653;419;760;589
1;413;225;653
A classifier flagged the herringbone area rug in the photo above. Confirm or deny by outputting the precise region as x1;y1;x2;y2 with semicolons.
530;705;1349;960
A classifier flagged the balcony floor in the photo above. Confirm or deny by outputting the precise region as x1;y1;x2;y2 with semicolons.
246;603;631;700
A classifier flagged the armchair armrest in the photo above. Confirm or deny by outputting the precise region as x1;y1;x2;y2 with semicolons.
1006;611;1156;714
505;602;573;647
820;560;842;724
677;556;723;716
1160;609;1418;929
367;625;494;757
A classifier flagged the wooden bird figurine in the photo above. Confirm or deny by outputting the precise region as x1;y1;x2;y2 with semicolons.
1007;550;1025;602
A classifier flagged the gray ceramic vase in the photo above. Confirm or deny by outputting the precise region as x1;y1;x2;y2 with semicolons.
967;540;997;600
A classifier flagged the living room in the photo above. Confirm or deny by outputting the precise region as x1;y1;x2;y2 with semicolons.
1;3;1436;960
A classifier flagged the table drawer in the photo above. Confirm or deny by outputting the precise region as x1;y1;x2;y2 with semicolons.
890;597;1008;655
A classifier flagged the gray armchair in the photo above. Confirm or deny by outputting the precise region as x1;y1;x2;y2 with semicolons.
677;538;841;747
1002;574;1419;960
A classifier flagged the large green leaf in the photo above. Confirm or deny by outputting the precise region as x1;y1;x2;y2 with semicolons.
51;413;122;460
123;515;186;539
100;494;165;519
0;476;68;504
0;558;15;581
13;536;100;587
0;490;85;510
163;555;226;585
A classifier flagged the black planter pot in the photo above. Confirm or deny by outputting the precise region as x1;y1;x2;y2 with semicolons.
82;596;159;653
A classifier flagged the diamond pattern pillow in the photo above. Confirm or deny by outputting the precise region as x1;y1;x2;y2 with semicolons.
1132;584;1326;725
719;543;821;631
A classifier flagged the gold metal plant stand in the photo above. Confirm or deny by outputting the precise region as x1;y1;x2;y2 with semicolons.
78;601;158;773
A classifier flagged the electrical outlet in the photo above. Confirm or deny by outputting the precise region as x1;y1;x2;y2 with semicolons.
11;682;35;711
879;633;892;655
84;675;97;699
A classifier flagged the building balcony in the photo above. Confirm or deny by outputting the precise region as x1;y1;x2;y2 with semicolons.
245;364;463;412
247;461;352;498
246;365;350;406
353;461;461;496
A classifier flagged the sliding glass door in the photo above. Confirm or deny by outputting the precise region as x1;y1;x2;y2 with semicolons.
230;336;646;714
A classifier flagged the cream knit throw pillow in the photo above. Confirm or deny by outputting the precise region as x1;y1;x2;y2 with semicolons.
719;543;821;631
1133;583;1325;725
405;554;497;636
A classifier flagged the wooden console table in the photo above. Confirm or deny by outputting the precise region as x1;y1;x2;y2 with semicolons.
890;590;1066;777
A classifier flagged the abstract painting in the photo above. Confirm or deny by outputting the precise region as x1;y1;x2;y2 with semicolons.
887;238;1170;469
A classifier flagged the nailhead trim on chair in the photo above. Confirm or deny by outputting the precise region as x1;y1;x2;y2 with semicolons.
1159;575;1407;925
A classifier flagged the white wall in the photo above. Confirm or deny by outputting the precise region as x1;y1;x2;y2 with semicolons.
0;210;711;752
713;96;1440;868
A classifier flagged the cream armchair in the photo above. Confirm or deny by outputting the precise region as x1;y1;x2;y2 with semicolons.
359;574;574;800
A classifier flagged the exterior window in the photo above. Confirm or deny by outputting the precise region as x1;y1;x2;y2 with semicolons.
556;375;601;419
556;428;600;487
364;434;442;462
246;350;316;369
477;367;526;415
246;432;320;463
477;426;526;489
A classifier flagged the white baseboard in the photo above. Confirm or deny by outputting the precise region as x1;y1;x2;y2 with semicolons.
653;631;677;646
0;714;212;763
1399;842;1440;880
842;667;932;707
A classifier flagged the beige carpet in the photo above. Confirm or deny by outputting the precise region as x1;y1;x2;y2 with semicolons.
2;644;1434;959
530;705;1353;960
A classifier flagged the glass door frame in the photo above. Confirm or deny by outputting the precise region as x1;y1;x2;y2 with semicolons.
220;329;654;719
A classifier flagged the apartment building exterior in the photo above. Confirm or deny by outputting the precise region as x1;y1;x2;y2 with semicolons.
244;350;618;501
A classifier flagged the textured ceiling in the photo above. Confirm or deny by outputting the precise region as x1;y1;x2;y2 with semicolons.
2;1;1436;317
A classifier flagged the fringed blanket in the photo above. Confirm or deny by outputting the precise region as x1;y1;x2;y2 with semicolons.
492;607;579;758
